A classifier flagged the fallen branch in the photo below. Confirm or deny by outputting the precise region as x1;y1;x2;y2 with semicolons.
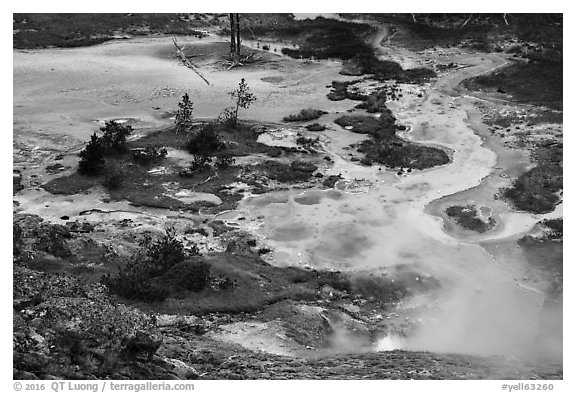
172;37;210;86
461;14;474;28
222;53;257;70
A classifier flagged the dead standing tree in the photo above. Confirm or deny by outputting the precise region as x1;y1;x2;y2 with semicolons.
225;13;254;69
230;13;236;55
229;13;242;58
236;13;241;56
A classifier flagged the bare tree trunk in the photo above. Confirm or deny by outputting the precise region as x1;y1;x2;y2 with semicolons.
503;13;509;26
229;13;236;56
411;13;417;23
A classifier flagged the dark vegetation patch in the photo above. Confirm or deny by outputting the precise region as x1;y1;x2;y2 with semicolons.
240;15;436;83
14;170;25;194
296;136;320;149
110;234;360;315
445;205;495;233
185;124;225;155
503;165;562;213
370;14;562;53
328;81;404;112
463;56;562;110
13;13;210;49
334;115;381;134
382;14;496;51
335;109;449;169
355;89;396;113
102;229;212;302
306;123;327;131
541;218;563;241
382;14;563;108
131;146;168;165
327;80;363;101
255;160;317;183
503;142;562;214
283;109;327;123
357;130;449;170
351;267;441;304
482;109;563;129
43;117;326;213
243;16;374;60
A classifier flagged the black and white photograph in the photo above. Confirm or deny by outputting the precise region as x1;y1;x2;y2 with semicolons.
10;4;565;387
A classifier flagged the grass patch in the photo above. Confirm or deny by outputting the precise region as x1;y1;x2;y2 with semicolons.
283;109;327;122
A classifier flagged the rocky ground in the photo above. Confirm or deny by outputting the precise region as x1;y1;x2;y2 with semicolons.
13;14;562;380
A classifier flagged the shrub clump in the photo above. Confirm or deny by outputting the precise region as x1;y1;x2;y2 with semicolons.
305;123;327;131
132;146;168;165
78;121;132;176
102;228;209;302
160;259;211;292
102;172;124;191
30;222;72;258
185;124;224;155
215;155;235;170
283;108;327;122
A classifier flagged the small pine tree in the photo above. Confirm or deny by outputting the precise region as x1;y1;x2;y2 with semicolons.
228;78;256;128
99;121;132;154
78;133;105;175
175;93;194;133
